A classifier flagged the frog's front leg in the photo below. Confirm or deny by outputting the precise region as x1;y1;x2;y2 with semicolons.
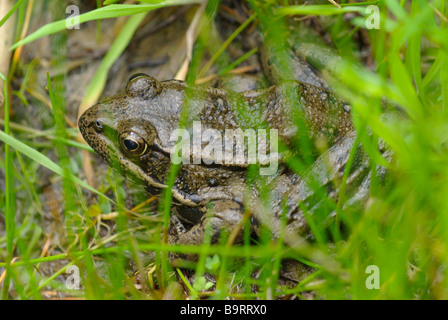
131;201;244;269
168;200;245;260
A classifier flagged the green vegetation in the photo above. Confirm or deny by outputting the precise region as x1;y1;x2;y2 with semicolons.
1;0;448;300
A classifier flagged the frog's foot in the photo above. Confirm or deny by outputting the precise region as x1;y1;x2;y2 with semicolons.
279;259;315;284
167;200;245;263
170;214;188;235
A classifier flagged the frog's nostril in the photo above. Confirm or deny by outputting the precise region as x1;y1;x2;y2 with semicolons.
95;120;103;132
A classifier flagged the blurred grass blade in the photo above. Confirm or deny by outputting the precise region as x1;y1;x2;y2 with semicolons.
198;13;257;78
0;130;110;202
79;12;147;112
0;0;24;28
2;75;14;300
275;4;364;17
10;1;204;50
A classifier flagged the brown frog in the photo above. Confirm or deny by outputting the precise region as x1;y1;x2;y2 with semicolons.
78;71;372;249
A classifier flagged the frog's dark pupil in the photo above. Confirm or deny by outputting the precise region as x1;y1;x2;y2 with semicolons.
124;138;139;151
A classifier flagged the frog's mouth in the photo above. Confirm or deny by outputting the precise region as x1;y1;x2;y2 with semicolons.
104;145;201;207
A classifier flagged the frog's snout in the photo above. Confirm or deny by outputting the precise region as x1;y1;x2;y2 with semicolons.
78;106;93;132
78;105;103;144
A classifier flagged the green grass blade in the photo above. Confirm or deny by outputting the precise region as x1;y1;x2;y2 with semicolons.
0;130;110;202
1;74;15;300
10;1;204;50
80;12;147;108
0;0;24;28
275;5;365;17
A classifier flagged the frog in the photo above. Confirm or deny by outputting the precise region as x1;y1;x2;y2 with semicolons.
78;70;373;253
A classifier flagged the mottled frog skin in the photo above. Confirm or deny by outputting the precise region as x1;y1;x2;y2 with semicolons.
79;72;373;248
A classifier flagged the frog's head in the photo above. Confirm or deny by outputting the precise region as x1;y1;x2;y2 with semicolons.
78;74;186;191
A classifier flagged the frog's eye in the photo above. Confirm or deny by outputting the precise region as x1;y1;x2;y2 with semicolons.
128;73;147;82
119;131;148;156
126;74;162;100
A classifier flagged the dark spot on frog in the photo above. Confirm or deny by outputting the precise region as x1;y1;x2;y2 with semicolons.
208;178;218;187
